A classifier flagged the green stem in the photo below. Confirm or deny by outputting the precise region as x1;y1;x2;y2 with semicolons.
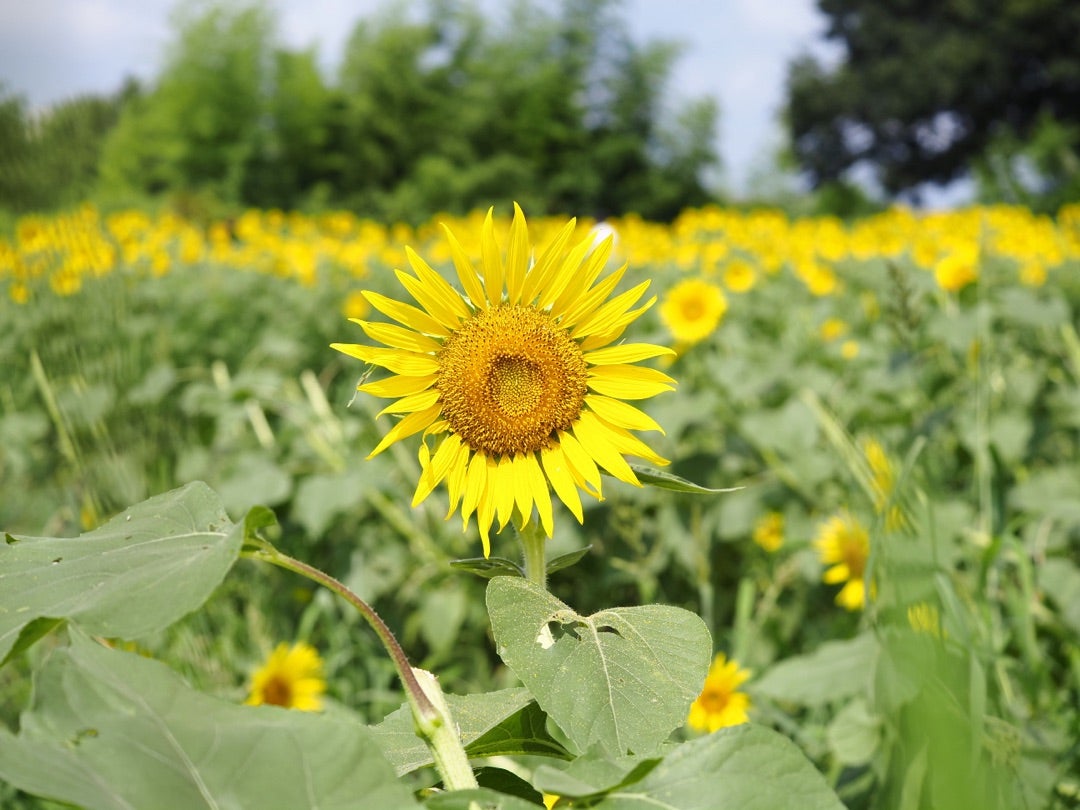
517;517;548;590
242;546;478;790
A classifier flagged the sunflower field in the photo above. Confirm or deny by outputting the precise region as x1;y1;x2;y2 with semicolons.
1;201;1079;809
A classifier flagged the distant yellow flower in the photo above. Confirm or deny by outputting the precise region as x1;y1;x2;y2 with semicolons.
934;250;978;292
246;642;326;711
342;289;371;320
722;258;757;293
687;653;752;732
907;602;943;639
840;340;860;360
814;511;871;611
752;511;784;553
8;282;29;304
819;317;848;342
1018;261;1046;287
863;437;905;529
660;278;728;344
333;204;675;556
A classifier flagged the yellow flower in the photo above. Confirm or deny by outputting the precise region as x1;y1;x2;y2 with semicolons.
752;511;784;553
246;642;326;711
542;794;560;809
814;511;871;611
907;602;943;639
333;204;675;555
687;653;752;733
934;250;978;292
840;340;860;360
722;258;757;293
819;317;848;342
659;278;728;344
863;437;906;529
342;289;371;320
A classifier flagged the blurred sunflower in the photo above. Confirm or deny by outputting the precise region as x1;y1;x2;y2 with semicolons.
752;510;785;553
333;204;675;555
659;277;727;344
245;642;326;711
814;511;871;611
687;653;752;733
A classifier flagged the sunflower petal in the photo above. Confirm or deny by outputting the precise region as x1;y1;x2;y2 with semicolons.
571;279;651;338
495;456;516;530
587;364;677;399
536;234;593;311
444;445;471;517
376;387;441;418
578;299;657;350
332;344;440;376
359;374;437;398
405;246;472;321
540;444;584;524
361;291;448;337
520;217;576;305
441;223;487;306
556;428;603;495
355;320;441;353
412;433;462;506
367;405;442;458
549;236;614;320
561;263;629;331
585;394;665;434
461;452;488;528
524;453;553;537
571;411;641;486
584;343;675;366
481;208;505;305
395;269;464;329
505;202;530;305
510;454;534;526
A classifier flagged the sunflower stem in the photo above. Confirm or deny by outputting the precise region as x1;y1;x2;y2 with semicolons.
517;517;548;590
242;547;477;789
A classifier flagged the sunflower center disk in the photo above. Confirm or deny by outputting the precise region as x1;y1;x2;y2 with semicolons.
437;304;588;457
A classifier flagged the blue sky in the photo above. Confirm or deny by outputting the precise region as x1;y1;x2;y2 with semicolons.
0;0;828;194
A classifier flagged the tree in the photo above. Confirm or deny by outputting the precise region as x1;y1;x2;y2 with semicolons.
785;0;1080;200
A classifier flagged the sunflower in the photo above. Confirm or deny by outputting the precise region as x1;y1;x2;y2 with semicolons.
659;277;727;344
245;642;326;711
332;205;675;555
687;653;752;733
814;511;871;611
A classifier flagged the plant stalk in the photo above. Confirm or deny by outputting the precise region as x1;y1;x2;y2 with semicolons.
517;517;548;590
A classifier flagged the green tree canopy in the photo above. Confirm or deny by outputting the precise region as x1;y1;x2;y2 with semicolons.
93;0;719;221
785;0;1080;202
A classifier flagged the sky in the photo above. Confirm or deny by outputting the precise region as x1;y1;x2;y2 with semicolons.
0;0;830;195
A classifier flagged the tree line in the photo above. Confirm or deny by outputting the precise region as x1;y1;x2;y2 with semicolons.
0;0;719;223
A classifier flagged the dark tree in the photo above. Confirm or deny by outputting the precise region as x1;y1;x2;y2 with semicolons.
785;0;1080;197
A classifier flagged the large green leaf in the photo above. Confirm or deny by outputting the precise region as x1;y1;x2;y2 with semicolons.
486;577;711;758
754;634;878;708
0;629;418;810
369;686;567;775
424;788;540;809
589;724;843;809
0;481;244;664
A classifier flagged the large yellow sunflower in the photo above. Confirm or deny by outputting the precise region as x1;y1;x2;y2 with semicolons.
332;205;675;555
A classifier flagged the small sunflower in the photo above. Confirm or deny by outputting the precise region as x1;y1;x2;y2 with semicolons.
687;653;752;733
752;510;785;553
814;511;871;611
659;277;727;344
245;642;326;711
333;204;675;555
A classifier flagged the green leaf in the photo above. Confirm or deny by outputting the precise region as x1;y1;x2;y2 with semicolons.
450;556;525;579
546;545;592;575
0;629;418;810
628;465;742;495
0;617;65;667
754;634;878;708
369;687;564;775
424;788;540;809
826;697;881;765
1039;557;1080;635
465;699;571;761
0;482;242;664
592;724;844;809
486;577;711;757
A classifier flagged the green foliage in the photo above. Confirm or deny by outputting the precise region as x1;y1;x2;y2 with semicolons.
487;576;711;757
786;0;1080;202
87;0;719;221
0;85;126;213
